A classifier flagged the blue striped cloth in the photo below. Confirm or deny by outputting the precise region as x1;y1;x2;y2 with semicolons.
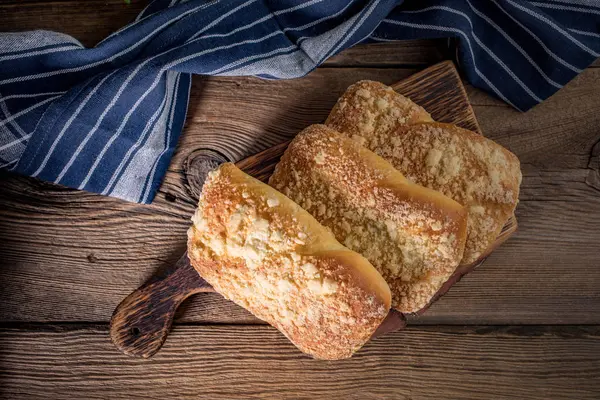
1;0;598;203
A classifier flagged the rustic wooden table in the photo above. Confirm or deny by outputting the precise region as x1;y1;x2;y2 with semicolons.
1;1;600;399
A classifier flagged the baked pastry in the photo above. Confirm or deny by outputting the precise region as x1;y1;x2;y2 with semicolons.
325;80;433;140
269;125;468;313
326;81;522;264
187;163;391;360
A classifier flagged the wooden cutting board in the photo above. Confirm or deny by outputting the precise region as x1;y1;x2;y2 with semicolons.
110;61;517;358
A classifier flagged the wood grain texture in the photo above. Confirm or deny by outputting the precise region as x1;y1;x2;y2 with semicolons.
325;41;447;66
1;325;599;400
110;253;212;358
1;67;599;325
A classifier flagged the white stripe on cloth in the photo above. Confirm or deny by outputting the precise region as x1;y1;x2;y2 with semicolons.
322;0;382;63
30;70;120;177
79;31;288;188
530;2;600;13
0;96;60;128
283;1;355;33
189;0;332;46
210;45;297;75
202;14;273;40
0;133;32;153
0;160;18;171
0;45;79;62
569;28;600;38
301;9;365;63
383;18;518;109
0;94;30;164
273;0;323;16
108;72;180;201
505;0;600;57
186;0;320;44
187;0;258;41
0;106;28;164
0;159;18;169
0;3;210;86
140;73;186;203
490;0;583;73
542;0;600;7
0;91;29;139
54;58;160;184
0;91;66;102
101;72;177;194
219;48;310;77
134;2;157;22
466;0;562;89
390;7;545;102
0;107;20;163
100;0;215;46
369;35;396;41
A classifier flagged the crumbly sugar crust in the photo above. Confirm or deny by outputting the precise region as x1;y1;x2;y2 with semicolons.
326;80;522;264
187;163;390;360
269;125;468;312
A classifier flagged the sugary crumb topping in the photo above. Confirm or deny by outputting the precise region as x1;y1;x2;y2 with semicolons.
269;126;467;313
357;122;521;264
325;80;433;140
326;81;522;264
187;164;389;359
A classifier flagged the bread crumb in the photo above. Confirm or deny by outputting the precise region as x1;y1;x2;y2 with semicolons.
351;134;366;146
426;148;443;168
301;262;319;277
314;151;326;165
356;88;371;98
375;98;388;110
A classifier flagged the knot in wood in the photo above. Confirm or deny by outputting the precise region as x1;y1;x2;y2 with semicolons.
184;149;229;199
586;139;600;192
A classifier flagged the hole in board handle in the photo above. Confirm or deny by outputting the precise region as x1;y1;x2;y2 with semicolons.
131;327;140;337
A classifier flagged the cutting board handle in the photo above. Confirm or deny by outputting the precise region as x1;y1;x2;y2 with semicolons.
110;253;213;358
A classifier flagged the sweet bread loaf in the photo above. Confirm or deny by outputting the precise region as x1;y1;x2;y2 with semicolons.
269;125;468;313
325;80;433;140
326;81;522;264
187;163;391;360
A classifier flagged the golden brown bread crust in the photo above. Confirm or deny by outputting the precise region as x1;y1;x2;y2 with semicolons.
187;163;391;360
269;125;468;313
326;81;522;264
325;80;433;139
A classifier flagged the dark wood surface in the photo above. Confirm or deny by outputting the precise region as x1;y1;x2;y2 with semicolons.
110;252;212;358
1;2;600;399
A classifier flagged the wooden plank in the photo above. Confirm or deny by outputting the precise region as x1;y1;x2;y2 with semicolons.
0;325;599;399
325;41;447;66
1;67;599;324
